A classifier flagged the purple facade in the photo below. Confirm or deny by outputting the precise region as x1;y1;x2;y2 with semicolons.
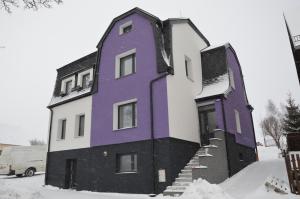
215;47;255;148
91;13;169;146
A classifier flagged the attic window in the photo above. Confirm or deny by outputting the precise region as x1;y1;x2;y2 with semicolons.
119;21;133;35
60;76;75;95
184;55;193;81
229;68;235;89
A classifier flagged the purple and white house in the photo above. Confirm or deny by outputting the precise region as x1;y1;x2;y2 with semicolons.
46;7;257;195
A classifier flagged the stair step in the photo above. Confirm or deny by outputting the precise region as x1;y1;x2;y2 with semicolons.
193;165;208;169
197;153;213;157
166;186;187;191
173;182;191;186
209;138;222;141
181;169;192;174
175;177;193;182
179;173;192;178
163;190;184;197
202;144;218;148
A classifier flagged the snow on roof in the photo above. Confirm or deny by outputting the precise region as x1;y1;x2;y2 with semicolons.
195;73;230;100
48;87;91;107
201;43;230;52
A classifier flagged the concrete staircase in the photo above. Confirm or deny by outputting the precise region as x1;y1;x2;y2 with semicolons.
162;144;216;196
163;131;228;197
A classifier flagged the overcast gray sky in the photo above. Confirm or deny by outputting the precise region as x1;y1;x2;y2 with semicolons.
0;0;299;145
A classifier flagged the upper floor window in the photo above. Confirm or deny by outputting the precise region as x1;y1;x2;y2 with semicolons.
229;68;235;89
113;98;137;130
75;114;85;137
234;109;242;133
77;68;93;89
115;49;136;79
120;54;136;77
119;21;133;35
58;119;66;140
65;80;72;94
60;76;75;95
184;56;193;81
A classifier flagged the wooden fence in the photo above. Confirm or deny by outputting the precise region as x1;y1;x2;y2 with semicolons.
285;151;300;194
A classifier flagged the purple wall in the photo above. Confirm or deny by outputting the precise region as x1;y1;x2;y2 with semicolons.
216;48;256;148
91;13;169;146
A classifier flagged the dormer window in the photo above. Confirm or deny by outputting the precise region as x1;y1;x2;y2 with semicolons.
61;76;75;95
65;80;72;94
119;21;133;35
77;68;93;89
82;73;90;89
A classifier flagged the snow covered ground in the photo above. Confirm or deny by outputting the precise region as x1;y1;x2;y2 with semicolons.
0;146;297;199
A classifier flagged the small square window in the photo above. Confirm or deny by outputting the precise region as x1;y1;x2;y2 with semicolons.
116;153;137;173
82;74;90;89
58;119;66;140
123;25;132;34
120;53;135;77
65;80;72;94
119;21;133;35
118;102;136;129
78;115;85;137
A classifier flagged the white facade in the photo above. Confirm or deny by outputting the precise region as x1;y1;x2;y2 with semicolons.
49;96;92;152
166;22;208;143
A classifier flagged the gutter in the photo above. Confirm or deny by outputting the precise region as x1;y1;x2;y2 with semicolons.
45;108;53;185
221;97;232;177
149;69;172;195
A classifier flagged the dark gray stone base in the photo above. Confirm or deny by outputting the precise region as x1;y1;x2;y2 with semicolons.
45;138;199;194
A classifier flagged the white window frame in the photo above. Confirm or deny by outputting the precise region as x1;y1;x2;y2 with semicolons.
184;55;193;81
74;114;85;137
77;68;93;88
229;68;235;89
61;76;75;94
234;109;242;133
113;98;137;131
57;118;67;140
115;49;136;79
119;20;133;35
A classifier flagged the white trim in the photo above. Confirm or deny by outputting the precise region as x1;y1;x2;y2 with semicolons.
113;98;137;131
77;68;93;87
115;48;136;79
234;109;242;133
196;100;215;107
61;76;75;93
119;20;133;35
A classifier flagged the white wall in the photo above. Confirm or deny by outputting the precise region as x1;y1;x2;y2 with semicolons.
49;96;92;152
167;23;208;143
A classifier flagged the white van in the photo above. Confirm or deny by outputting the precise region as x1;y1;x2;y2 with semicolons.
0;145;47;177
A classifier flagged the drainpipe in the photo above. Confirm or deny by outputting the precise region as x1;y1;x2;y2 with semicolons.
221;97;232;177
248;106;258;160
149;68;172;195
45;108;53;185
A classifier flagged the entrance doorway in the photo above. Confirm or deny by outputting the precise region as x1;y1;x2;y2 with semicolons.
198;105;217;146
65;159;77;189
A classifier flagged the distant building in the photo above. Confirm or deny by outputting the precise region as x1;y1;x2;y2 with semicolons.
46;7;257;195
285;17;300;83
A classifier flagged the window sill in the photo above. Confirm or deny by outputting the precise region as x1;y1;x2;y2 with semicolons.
56;139;65;141
74;135;84;138
113;126;137;132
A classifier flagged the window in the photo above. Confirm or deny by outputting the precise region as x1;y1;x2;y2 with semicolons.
239;153;244;161
118;102;136;129
58;119;66;140
120;53;136;77
234;109;242;133
116;153;137;173
184;56;193;81
119;21;133;35
78;115;85;137
65;80;72;94
229;68;235;89
82;74;90;89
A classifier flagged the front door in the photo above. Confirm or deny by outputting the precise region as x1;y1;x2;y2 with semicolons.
65;159;77;189
198;105;217;146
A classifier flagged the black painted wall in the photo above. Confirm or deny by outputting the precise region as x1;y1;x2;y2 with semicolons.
46;137;199;194
226;133;256;176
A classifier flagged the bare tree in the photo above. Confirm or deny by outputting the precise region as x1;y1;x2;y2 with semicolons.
1;0;62;13
260;100;284;149
29;138;46;146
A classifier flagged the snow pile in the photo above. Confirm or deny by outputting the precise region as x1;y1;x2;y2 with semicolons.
180;178;234;199
195;73;230;99
49;87;91;106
